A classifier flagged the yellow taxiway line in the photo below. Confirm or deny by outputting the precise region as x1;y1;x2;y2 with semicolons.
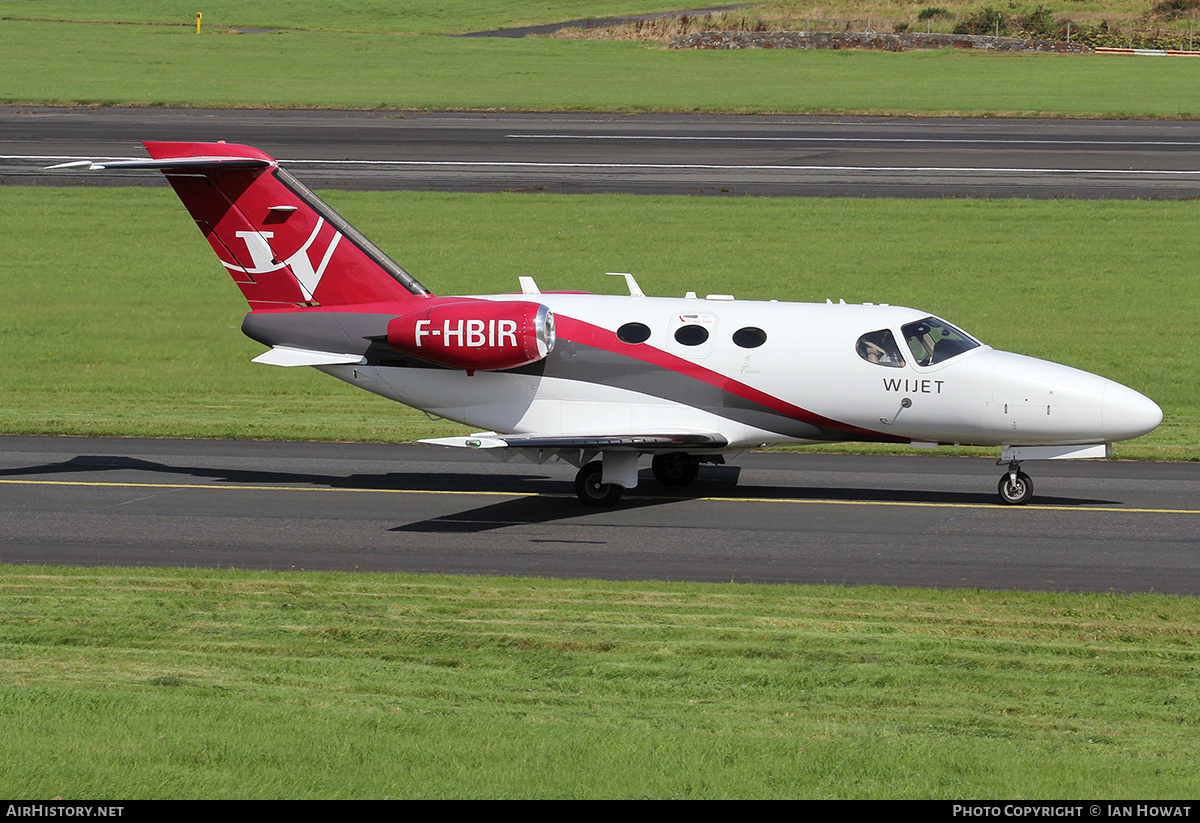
1;477;1197;515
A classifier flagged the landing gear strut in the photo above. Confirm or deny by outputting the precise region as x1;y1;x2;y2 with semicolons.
574;460;623;507
997;461;1033;505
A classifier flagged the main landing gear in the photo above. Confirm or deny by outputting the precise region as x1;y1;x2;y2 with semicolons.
997;460;1033;506
573;453;709;506
651;453;701;487
574;461;623;507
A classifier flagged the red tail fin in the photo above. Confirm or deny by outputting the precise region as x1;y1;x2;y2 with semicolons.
140;141;430;309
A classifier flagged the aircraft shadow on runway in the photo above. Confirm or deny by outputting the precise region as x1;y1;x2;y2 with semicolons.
392;476;1121;532
0;453;1124;533
0;454;561;494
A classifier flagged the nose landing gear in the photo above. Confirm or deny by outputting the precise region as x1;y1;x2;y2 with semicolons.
997;461;1033;505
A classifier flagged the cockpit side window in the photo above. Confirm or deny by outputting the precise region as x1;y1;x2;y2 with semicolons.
901;316;980;366
856;329;906;368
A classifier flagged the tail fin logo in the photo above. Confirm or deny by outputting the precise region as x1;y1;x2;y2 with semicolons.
224;218;343;301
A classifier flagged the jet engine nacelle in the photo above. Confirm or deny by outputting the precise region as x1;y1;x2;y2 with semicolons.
387;299;555;371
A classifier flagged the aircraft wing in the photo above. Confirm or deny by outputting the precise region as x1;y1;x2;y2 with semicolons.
421;431;729;451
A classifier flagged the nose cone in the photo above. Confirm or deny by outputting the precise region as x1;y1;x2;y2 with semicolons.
1103;381;1163;442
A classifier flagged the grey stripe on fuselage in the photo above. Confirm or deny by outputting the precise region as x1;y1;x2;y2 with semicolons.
240;310;871;442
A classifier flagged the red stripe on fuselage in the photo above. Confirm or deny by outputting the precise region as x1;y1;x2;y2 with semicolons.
555;315;900;442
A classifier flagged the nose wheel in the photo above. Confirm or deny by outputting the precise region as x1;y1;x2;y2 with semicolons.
997;463;1033;505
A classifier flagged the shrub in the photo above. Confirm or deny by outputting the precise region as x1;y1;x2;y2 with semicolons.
1151;0;1200;21
917;7;954;20
953;7;1008;35
1012;5;1058;38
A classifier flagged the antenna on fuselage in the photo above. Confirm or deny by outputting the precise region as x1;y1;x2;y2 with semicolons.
607;272;645;297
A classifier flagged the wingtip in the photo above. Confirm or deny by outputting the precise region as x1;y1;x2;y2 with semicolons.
44;160;99;170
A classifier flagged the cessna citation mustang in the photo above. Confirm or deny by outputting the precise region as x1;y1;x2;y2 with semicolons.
55;142;1163;506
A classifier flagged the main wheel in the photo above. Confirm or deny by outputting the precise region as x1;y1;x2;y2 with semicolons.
651;453;701;487
997;471;1033;505
575;461;623;507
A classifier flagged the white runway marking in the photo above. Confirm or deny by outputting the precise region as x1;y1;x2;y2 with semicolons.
16;154;1200;179
506;133;1200;147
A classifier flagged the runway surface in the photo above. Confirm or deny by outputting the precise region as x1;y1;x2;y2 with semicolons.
0;436;1195;594
5;106;1200;197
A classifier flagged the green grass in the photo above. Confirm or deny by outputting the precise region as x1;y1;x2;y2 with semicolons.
1;565;1197;798
2;186;1194;457
2;0;1182;36
4;19;1200;117
0;0;674;35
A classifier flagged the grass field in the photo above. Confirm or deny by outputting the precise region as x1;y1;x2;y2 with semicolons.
3;17;1200;117
3;0;1185;36
0;0;674;35
1;185;1194;457
1;565;1197;799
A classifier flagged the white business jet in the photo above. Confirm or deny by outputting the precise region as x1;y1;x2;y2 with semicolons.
55;142;1163;506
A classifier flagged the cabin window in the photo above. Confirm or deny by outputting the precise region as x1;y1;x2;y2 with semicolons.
732;327;767;349
617;322;651;344
674;324;710;346
901;317;980;366
856;329;906;368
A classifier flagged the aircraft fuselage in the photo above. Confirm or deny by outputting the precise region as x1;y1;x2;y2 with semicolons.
242;293;1161;452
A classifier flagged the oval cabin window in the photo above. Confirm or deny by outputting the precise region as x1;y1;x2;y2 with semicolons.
617;322;651;344
732;327;767;349
673;325;710;347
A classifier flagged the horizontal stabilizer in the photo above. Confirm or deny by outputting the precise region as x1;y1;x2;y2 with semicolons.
251;346;366;367
46;156;271;171
421;431;728;451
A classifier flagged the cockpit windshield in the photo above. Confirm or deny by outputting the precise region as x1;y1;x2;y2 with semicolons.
856;329;906;368
901;316;980;366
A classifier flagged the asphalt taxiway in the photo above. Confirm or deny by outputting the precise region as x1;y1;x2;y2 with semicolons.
0;436;1195;594
6;106;1200;197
